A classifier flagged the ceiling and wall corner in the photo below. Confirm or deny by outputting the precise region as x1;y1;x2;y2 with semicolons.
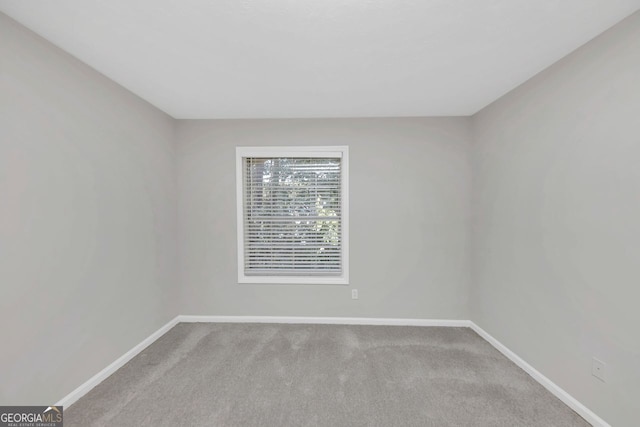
0;0;638;119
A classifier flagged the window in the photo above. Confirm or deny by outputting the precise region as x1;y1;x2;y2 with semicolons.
236;146;349;284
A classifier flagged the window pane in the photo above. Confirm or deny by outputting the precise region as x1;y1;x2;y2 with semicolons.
243;157;342;275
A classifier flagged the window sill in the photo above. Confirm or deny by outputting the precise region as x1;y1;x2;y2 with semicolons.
238;275;349;285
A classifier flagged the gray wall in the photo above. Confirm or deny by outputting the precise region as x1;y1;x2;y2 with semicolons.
0;13;177;404
177;118;472;319
471;11;640;426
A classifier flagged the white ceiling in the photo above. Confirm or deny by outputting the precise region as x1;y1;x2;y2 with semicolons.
1;1;638;119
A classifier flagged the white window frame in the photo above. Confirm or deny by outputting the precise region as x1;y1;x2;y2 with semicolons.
236;146;349;285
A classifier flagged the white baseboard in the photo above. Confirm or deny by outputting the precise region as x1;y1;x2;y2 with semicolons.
178;315;470;327
56;315;181;409
55;314;609;427
469;322;610;427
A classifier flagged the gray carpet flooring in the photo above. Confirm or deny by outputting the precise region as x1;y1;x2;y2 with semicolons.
65;323;589;426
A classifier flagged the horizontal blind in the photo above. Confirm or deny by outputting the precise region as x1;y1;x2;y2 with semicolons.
243;157;342;276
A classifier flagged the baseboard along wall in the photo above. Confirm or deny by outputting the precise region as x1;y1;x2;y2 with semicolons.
56;315;610;427
468;323;610;427
55;316;182;409
178;315;469;327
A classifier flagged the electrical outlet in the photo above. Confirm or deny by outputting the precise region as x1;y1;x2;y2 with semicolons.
592;358;606;382
351;289;358;300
